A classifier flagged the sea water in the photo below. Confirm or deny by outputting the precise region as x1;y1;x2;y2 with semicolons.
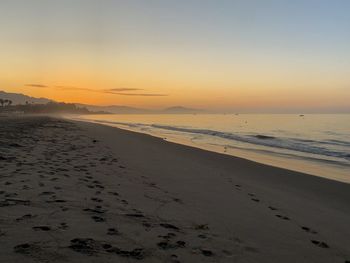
73;114;350;183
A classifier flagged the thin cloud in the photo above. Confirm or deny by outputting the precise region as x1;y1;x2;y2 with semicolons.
55;86;141;93
55;86;92;92
55;86;78;89
114;92;168;97
54;86;167;96
25;84;48;88
106;88;143;92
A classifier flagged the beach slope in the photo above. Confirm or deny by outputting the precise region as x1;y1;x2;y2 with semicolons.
0;116;349;262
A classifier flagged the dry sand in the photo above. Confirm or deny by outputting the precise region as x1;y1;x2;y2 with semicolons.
0;115;349;262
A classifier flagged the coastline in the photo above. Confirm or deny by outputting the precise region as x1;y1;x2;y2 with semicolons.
1;115;349;262
71;114;350;183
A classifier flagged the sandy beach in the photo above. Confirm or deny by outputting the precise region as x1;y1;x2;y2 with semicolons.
0;115;349;263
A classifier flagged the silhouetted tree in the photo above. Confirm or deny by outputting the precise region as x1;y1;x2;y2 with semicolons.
0;99;4;107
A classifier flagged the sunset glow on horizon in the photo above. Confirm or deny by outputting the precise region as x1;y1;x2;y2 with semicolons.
1;0;349;112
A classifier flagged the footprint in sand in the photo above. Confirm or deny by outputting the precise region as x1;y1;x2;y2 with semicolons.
91;215;105;222
311;240;329;248
49;199;67;203
275;214;290;220
233;183;242;190
301;226;318;234
107;228;119;235
160;223;179;231
16;214;36;221
158;233;176;239
14;243;38;255
58;223;69;230
32;226;51;231
69;238;99;255
125;213;145;218
39;191;55;196
108;191;119;196
69;238;145;259
194;224;209;230
83;206;106;214
157;240;186;250
91;197;103;203
200;249;214;257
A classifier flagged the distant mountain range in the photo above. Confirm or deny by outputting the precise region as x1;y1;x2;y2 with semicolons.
0;90;202;114
0;90;52;105
75;104;149;114
77;104;202;114
161;106;201;114
2;90;348;114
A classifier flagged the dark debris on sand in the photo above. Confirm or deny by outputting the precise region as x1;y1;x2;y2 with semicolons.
69;238;145;259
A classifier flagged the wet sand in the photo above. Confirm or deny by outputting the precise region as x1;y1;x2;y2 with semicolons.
0;115;349;262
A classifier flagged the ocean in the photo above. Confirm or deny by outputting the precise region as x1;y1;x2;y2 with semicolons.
72;114;350;183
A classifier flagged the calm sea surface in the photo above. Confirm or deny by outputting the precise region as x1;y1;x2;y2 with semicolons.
72;114;350;183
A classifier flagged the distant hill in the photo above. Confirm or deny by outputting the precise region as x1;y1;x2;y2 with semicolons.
79;104;202;114
0;90;202;114
76;104;151;114
0;101;109;115
0;90;52;105
162;106;202;114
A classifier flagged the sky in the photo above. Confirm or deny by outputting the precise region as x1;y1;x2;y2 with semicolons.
0;0;349;112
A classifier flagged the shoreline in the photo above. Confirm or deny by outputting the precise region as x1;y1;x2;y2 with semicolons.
1;115;349;262
72;118;350;200
70;116;350;184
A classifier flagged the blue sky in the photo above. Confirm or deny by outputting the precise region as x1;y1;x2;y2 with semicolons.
0;0;349;110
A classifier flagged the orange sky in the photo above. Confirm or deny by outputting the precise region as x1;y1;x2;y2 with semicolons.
0;1;349;112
